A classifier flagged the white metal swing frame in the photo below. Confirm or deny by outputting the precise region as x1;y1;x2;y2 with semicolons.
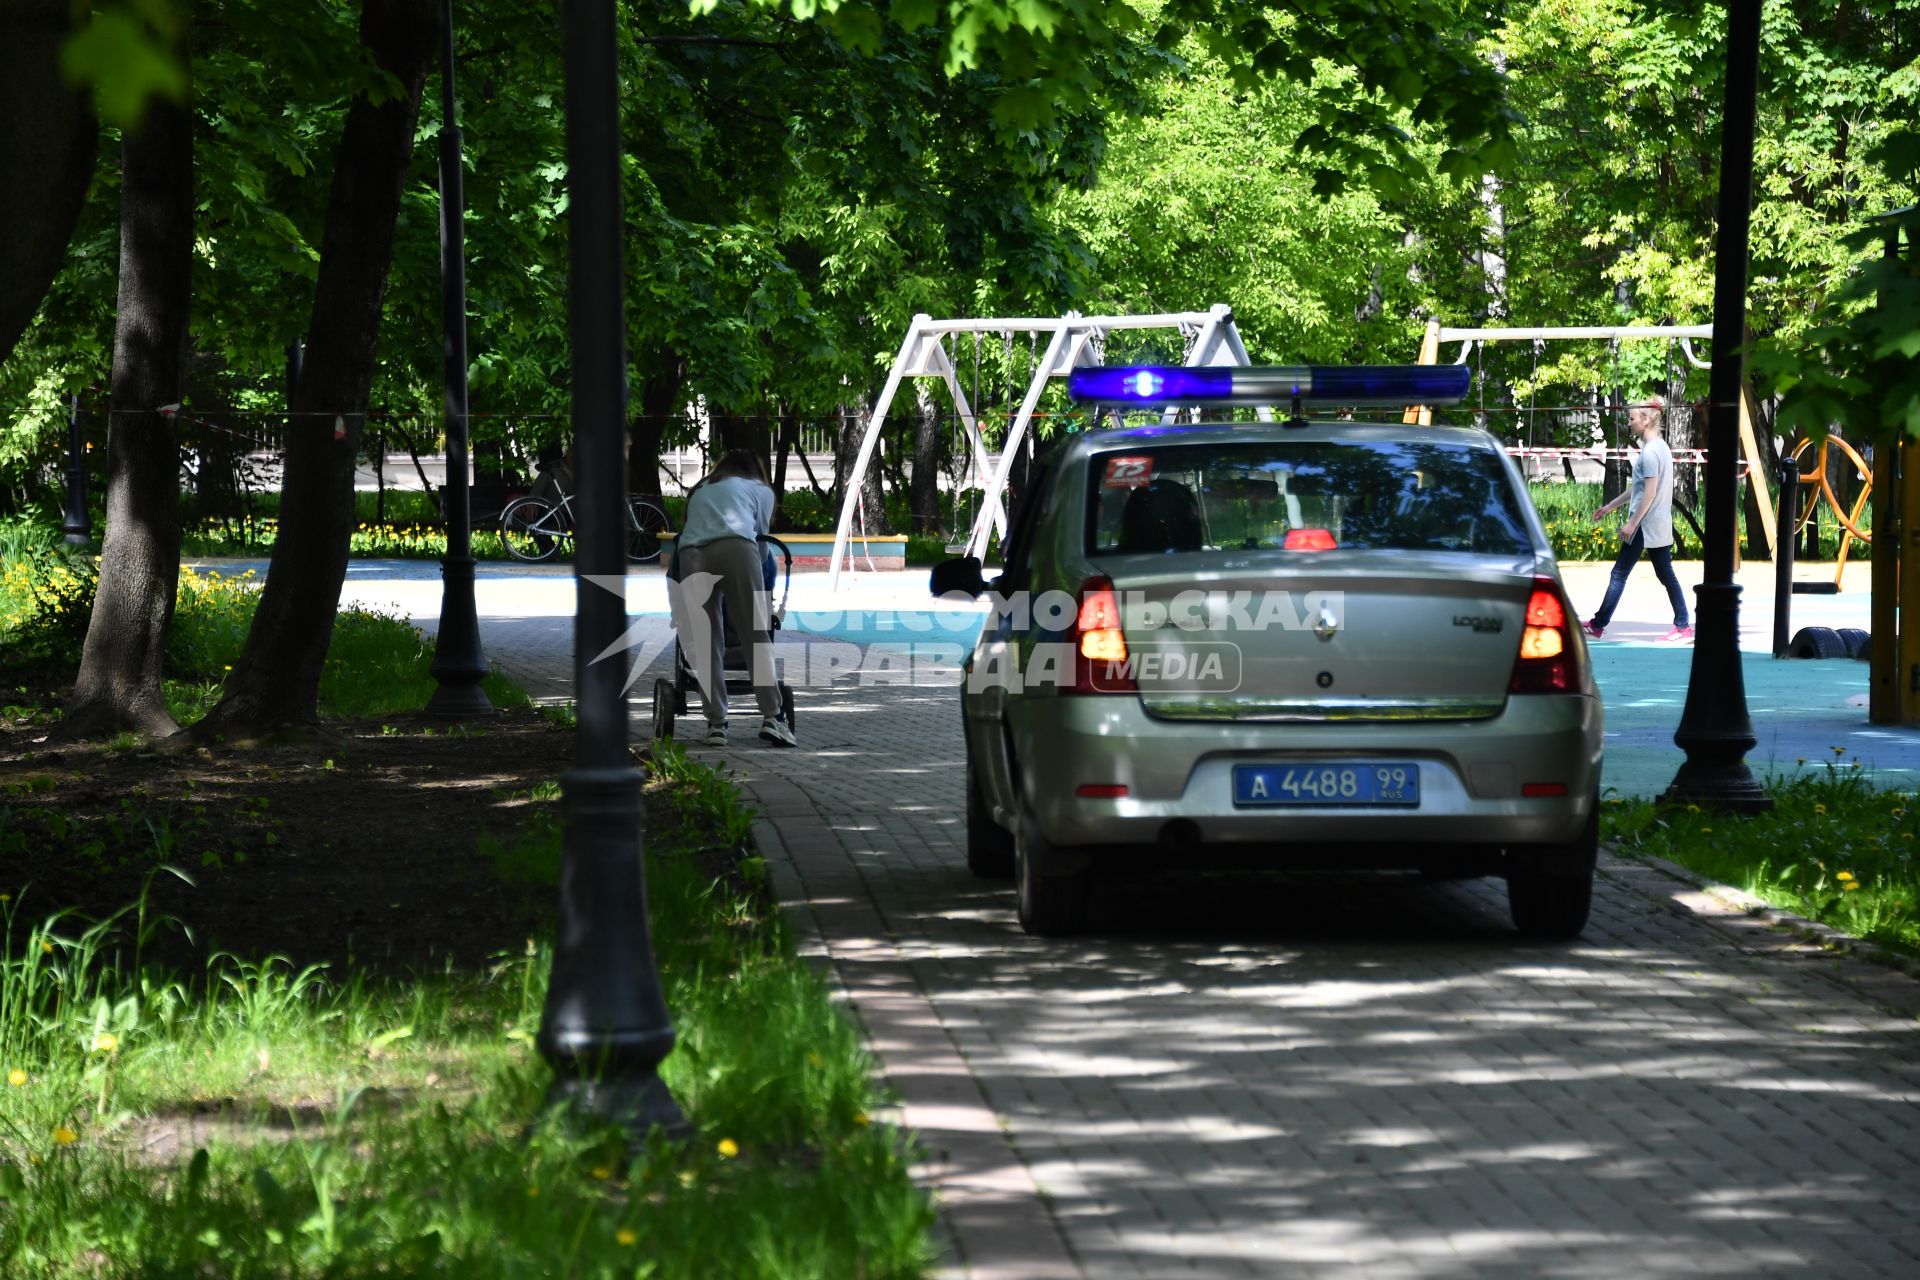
827;303;1260;586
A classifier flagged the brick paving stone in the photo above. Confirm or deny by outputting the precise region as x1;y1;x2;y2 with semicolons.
478;605;1920;1280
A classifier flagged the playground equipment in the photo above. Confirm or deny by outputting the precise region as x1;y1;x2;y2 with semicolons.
827;305;1262;586
1786;434;1873;590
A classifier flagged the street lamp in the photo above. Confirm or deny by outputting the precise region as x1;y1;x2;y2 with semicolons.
1661;0;1772;812
536;0;686;1139
425;0;494;717
60;393;91;546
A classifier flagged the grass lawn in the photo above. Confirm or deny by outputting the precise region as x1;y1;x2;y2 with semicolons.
0;527;937;1276
1605;759;1920;959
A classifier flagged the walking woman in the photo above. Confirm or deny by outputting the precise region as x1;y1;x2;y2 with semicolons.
676;448;796;747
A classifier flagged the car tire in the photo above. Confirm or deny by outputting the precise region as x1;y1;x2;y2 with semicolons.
1506;802;1598;940
966;762;1015;879
1015;805;1091;936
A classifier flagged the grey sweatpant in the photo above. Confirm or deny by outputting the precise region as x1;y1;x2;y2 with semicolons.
676;536;779;725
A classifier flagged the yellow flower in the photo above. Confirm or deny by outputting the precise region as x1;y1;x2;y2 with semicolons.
1686;804;1701;814
40;940;52;954
52;1126;77;1146
590;1165;612;1181
1845;882;1862;892
806;1052;824;1068
1815;804;1827;815
616;1228;638;1247
716;1138;739;1158
1837;870;1855;881
93;1032;118;1054
526;1185;539;1197
853;1112;871;1128
7;1069;26;1087
0;892;10;902
1701;827;1712;834
1834;746;1848;756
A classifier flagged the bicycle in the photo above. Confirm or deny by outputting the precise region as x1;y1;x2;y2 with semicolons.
499;489;671;564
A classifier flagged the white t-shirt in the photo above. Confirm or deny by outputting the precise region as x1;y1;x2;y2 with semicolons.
679;475;773;550
1630;436;1675;549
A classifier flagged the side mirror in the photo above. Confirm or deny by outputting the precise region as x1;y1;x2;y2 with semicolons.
929;555;987;599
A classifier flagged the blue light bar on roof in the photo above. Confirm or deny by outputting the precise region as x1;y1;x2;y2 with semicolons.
1067;363;1470;407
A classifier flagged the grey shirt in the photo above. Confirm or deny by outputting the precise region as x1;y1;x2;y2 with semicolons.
1630;436;1674;549
679;475;774;551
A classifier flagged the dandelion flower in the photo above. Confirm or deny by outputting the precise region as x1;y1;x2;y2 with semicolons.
1845;882;1862;892
616;1228;638;1247
1;893;10;902
40;940;52;955
590;1165;612;1181
1834;746;1848;756
853;1112;871;1127
1837;871;1855;882
1815;804;1827;815
716;1138;739;1158
1701;827;1712;834
52;1126;77;1146
7;1069;26;1087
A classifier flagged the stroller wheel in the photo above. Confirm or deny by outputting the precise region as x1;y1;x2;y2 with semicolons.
779;682;795;730
652;679;677;742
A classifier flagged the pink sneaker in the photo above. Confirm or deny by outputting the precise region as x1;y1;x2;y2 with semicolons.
1662;625;1695;642
1583;620;1605;638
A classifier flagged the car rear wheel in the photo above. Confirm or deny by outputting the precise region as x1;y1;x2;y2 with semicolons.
966;762;1015;879
1506;802;1598;939
1016;806;1091;936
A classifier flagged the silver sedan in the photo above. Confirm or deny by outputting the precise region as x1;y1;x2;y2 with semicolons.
934;407;1602;938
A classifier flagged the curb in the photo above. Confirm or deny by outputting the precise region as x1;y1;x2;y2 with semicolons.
1600;845;1920;1018
730;765;1083;1280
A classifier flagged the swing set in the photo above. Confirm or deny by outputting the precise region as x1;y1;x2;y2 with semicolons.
827;304;1262;586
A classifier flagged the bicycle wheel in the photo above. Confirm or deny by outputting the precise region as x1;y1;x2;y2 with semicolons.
501;496;567;563
627;498;669;563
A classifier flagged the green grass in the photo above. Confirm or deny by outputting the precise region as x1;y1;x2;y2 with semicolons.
1605;759;1920;956
3;552;530;724
0;756;935;1276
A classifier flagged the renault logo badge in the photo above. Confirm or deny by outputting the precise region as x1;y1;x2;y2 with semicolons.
1314;605;1339;643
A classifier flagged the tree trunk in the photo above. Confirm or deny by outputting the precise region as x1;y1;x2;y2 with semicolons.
909;392;940;534
195;0;436;742
0;0;99;367
833;408;886;534
59;47;194;741
628;348;684;500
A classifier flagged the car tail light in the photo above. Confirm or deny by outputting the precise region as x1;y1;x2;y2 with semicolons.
1521;782;1568;797
1066;576;1136;694
1076;784;1130;798
1510;578;1580;694
1284;528;1336;551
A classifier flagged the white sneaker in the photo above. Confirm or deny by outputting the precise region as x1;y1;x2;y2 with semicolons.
703;723;728;746
759;715;796;747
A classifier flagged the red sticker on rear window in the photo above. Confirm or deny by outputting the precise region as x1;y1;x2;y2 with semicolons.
1103;456;1154;489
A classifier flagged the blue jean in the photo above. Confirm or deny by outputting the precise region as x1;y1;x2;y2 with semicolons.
1591;528;1689;629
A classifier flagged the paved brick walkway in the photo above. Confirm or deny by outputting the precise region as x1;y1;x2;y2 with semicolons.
446;581;1920;1279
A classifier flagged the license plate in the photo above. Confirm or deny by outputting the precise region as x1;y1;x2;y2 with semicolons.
1233;762;1420;807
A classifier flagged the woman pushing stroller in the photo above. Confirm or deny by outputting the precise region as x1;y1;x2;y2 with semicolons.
674;449;797;748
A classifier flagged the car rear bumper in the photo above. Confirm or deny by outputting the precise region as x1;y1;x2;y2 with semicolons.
1010;692;1601;850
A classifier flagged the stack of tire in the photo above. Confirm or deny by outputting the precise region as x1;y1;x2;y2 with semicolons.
1787;626;1870;660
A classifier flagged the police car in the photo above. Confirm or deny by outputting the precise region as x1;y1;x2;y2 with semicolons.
931;363;1603;937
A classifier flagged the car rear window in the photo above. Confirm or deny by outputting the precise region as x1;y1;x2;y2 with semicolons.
1085;439;1532;557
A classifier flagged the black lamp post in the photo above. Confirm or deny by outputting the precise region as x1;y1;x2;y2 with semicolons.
1660;0;1772;812
426;0;494;717
535;0;686;1139
60;393;91;546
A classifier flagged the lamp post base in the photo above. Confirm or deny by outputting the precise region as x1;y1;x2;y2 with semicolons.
1660;581;1773;813
426;553;495;717
544;1071;690;1143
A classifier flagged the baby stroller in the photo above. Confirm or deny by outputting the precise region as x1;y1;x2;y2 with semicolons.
652;534;796;741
